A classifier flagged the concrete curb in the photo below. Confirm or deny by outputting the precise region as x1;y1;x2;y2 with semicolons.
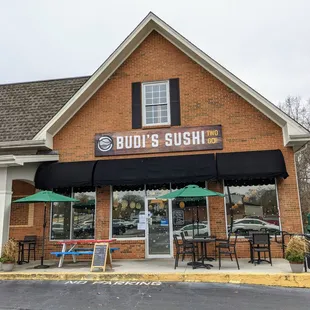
0;272;310;288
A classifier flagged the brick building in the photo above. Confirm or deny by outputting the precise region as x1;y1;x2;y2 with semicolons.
1;13;310;260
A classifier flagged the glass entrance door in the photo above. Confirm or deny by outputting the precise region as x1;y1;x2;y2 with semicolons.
145;198;172;258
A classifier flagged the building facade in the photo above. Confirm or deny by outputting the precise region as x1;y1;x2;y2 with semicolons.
1;13;310;260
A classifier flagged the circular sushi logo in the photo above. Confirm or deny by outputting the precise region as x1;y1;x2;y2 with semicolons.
98;135;113;152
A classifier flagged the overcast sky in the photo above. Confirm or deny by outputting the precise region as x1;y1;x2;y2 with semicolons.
1;0;309;104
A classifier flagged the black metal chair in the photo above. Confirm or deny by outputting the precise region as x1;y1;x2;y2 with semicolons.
252;233;272;265
173;234;196;269
216;234;239;270
180;232;198;259
24;235;37;262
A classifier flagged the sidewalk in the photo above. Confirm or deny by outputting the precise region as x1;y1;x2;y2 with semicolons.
1;258;310;288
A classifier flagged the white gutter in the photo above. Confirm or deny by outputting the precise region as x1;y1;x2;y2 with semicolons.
0;139;51;150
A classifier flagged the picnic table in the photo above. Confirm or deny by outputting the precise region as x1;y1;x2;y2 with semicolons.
52;239;116;267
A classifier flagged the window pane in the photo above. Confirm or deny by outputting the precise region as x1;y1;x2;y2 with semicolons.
145;92;152;99
160;84;166;91
72;189;96;239
153;85;160;91
160;91;166;98
146;99;152;105
112;189;145;238
161;117;168;123
225;183;280;236
51;192;71;240
153;92;160;98
159;97;166;103
145;86;152;92
172;196;209;237
153;98;159;104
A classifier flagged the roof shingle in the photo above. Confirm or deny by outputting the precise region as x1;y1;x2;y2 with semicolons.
0;76;89;142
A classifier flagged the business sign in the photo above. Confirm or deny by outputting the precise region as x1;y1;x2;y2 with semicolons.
95;125;222;157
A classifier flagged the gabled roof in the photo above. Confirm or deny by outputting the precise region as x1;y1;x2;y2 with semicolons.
32;12;310;151
5;12;310;152
0;76;89;142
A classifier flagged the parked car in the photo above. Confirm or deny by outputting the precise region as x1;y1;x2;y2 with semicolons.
51;223;64;238
263;217;280;226
112;219;126;235
229;218;279;234
173;223;209;237
122;219;139;229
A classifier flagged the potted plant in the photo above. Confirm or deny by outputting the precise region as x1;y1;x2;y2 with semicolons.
285;236;309;273
0;238;18;272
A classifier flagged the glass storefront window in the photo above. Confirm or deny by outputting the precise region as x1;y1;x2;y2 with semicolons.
225;183;280;236
50;187;96;240
51;192;71;240
72;189;96;239
172;198;209;237
112;189;145;238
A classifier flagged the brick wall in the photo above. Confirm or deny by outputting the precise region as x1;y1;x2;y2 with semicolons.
8;31;302;260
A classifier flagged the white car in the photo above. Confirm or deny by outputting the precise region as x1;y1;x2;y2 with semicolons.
230;218;279;233
122;219;139;229
174;223;209;237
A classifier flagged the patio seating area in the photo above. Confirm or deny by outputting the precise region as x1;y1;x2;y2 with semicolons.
2;258;292;274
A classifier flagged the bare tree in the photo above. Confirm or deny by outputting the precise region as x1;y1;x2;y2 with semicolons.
278;96;310;230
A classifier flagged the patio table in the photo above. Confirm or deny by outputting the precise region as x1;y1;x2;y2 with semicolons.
187;237;216;269
55;239;116;267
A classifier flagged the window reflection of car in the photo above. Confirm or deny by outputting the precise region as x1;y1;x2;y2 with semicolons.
229;219;279;234
51;223;64;238
122;219;138;229
112;219;126;235
174;224;209;237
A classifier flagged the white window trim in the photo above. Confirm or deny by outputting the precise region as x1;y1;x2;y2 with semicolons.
142;80;171;127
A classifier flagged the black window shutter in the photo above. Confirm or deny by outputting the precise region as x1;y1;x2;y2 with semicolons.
132;82;142;129
169;78;181;126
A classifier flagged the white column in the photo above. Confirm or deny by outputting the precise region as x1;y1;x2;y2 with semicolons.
0;167;13;257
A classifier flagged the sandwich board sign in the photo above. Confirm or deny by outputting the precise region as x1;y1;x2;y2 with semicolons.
90;243;112;272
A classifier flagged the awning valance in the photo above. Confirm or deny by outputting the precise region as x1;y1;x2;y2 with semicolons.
35;161;96;190
216;149;288;186
93;154;216;186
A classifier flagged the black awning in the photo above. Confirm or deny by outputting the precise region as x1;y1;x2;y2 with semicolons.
35;161;97;190
216;149;289;186
93;154;216;186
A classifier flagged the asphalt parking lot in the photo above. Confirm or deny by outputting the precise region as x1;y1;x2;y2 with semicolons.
0;280;310;310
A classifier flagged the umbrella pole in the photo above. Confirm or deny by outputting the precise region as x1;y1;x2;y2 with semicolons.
34;202;49;269
191;206;195;237
196;205;199;236
226;186;234;234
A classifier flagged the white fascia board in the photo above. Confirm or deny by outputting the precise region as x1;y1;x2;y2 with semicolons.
33;12;310;147
0;154;59;167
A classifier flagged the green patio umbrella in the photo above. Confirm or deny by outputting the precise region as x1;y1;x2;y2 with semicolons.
158;184;225;199
13;191;79;269
158;184;224;236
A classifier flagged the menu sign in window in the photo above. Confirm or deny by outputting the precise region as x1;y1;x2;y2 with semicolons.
95;125;222;156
